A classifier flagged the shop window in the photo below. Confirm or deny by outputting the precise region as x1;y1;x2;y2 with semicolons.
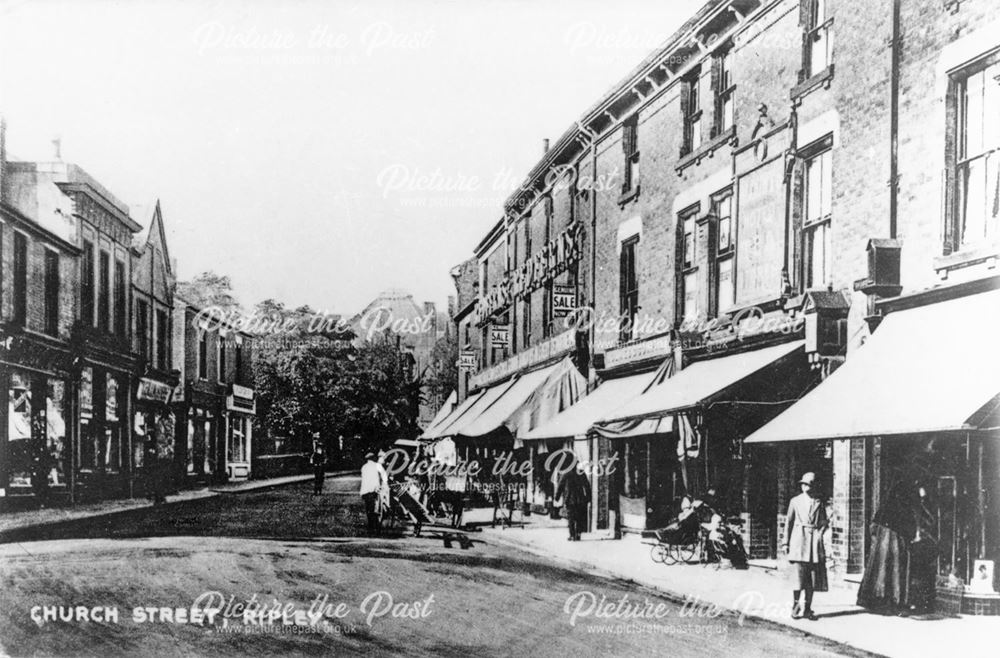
681;68;703;156
80;368;95;470
712;46;735;137
802;143;833;289
619;236;639;343
136;300;150;361
104;375;121;473
800;0;833;80
186;416;196;474
82;240;95;327
114;259;126;336
12;232;27;327
6;371;33;487
44;249;60;336
156;309;169;371
948;54;1000;252
98;250;110;332
228;416;247;463
621;113;640;194
46;379;67;486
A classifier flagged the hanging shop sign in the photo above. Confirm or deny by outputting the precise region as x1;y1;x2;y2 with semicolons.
137;377;173;404
226;383;256;414
490;325;510;349
552;285;577;317
458;350;478;371
475;222;582;326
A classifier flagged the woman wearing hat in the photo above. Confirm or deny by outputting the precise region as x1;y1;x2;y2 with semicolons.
783;472;829;620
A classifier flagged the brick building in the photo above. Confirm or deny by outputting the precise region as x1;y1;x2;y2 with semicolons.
427;0;998;601
171;298;256;483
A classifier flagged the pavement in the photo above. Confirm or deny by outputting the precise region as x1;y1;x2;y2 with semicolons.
465;508;1000;658
0;470;356;536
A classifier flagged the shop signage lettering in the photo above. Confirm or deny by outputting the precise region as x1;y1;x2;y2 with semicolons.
475;223;582;326
490;326;509;349
458;350;478;371
552;286;576;317
137;378;173;404
231;383;254;400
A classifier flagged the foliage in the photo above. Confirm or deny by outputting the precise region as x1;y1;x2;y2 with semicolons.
176;271;242;313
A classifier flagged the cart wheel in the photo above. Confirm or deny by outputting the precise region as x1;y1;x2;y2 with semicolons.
674;542;698;563
650;544;669;564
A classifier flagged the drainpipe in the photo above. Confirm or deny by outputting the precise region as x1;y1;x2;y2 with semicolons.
889;0;901;239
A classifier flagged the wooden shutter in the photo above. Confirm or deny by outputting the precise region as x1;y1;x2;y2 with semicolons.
674;219;686;324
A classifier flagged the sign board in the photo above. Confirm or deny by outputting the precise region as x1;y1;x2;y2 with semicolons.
137;377;173;404
490;325;510;349
553;286;576;317
459;350;478;370
735;157;786;306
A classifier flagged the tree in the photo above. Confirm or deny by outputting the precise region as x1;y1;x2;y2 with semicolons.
176;271;242;313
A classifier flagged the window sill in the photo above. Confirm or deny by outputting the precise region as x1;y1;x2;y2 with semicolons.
676;126;737;173
791;65;835;102
618;184;640;206
934;242;1000;276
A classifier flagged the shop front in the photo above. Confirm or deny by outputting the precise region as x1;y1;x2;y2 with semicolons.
746;285;1000;612
133;376;177;496
224;384;255;480
178;385;225;485
0;362;72;505
76;364;133;501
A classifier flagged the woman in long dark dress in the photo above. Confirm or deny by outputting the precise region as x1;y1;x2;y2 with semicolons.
857;479;916;612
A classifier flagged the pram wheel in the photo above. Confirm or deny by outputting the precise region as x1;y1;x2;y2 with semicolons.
672;542;698;563
650;543;674;565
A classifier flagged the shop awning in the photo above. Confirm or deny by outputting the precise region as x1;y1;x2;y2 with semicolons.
421;390;457;437
522;370;659;441
422;378;517;440
604;340;806;423
458;357;586;440
746;289;1000;443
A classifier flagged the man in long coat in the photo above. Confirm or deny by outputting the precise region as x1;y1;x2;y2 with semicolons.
783;472;829;620
556;461;591;541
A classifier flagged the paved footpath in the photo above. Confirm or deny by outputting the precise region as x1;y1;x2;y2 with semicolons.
469;509;999;658
0;471;356;536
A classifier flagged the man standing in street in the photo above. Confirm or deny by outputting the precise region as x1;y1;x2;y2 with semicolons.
310;435;326;495
360;451;386;535
556;460;591;541
783;472;829;620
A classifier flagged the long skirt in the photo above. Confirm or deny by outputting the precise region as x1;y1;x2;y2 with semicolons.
857;523;909;611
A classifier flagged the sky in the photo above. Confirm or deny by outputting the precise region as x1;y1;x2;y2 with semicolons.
0;0;703;316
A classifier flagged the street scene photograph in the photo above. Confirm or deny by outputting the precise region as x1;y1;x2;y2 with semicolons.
1;0;999;656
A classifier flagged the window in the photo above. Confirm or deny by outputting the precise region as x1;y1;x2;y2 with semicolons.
801;0;833;80
713;192;736;315
677;206;700;322
521;298;531;350
681;69;703;156
137;300;150;361
44;250;60;335
803;145;833;289
80;368;95;469
98;251;110;332
156;309;168;370
622;114;639;193
542;283;553;338
82;240;95;326
234;339;244;384
114;259;126;335
218;334;227;382
952;56;1000;250
13;232;28;326
712;47;735;136
198;330;208;379
619;236;639;343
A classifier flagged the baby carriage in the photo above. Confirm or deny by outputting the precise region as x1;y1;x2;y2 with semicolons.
641;507;704;565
